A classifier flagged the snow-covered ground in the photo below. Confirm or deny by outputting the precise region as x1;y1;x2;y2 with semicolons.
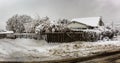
0;38;50;61
0;36;120;61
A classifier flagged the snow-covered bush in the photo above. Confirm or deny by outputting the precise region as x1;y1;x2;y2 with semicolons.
35;24;44;34
35;16;51;34
98;26;116;40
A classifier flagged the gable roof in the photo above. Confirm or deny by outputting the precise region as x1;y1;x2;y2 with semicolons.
71;17;102;27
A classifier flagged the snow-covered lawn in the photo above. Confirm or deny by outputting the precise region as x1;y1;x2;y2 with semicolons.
0;37;120;61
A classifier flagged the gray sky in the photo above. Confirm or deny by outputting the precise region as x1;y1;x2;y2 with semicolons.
0;0;120;29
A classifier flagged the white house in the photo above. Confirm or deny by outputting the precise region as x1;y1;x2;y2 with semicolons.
67;17;104;30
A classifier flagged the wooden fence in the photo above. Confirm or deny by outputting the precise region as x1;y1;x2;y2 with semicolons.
0;32;101;42
45;31;100;42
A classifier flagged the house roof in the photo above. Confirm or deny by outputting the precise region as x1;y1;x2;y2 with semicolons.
71;17;102;27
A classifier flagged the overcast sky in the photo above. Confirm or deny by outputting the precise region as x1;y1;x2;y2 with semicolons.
0;0;120;29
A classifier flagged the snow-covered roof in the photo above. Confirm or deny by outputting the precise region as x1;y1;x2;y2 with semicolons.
71;17;101;27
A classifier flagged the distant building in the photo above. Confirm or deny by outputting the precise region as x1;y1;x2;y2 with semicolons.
0;31;14;38
67;17;104;30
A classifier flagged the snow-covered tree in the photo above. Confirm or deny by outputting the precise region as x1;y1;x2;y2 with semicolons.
56;19;70;32
6;14;33;33
24;19;42;33
18;15;33;23
57;19;70;25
